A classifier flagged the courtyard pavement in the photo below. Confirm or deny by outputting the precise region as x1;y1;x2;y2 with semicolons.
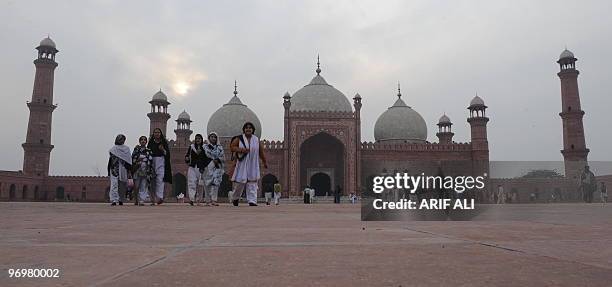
0;202;611;286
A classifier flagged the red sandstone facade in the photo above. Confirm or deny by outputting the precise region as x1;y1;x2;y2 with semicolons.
0;40;606;203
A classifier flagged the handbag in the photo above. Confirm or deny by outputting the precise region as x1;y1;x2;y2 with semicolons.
230;135;248;162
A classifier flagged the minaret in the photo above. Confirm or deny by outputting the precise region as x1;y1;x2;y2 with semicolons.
436;114;454;144
468;95;490;177
148;90;171;135
353;92;362;145
557;49;589;182
353;92;362;195
174;110;192;147
468;95;490;202
22;37;59;177
283;91;291;194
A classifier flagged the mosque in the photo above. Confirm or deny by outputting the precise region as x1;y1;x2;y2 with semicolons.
0;37;609;203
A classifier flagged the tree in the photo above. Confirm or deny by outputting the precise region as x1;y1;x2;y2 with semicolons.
520;169;563;179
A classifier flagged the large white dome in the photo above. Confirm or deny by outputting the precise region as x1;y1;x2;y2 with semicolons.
290;71;352;113
374;94;427;143
207;95;261;138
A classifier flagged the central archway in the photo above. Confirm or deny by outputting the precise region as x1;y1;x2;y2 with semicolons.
299;132;344;195
310;172;331;196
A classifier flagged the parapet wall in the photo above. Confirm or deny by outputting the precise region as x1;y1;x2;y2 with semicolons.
288;110;355;119
0;172;109;202
261;140;285;150
361;141;472;151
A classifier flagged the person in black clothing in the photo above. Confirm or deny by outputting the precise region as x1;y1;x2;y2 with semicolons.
148;128;172;205
131;136;155;206
334;185;342;204
263;181;274;205
185;134;210;206
304;185;311;204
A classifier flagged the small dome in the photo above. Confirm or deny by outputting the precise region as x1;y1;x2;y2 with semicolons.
374;94;427;143
39;37;56;49
438;114;451;124
354;93;362;99
152;90;168;102
559;49;574;60
289;65;352;112
470;95;485;107
178;110;190;121
207;95;261;138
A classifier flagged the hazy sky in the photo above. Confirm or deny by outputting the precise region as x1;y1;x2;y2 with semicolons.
1;0;611;176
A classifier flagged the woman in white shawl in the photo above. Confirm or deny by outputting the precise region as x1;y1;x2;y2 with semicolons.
228;122;267;206
203;132;224;206
107;134;133;206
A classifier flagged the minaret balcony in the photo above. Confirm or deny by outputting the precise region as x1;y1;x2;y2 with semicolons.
27;101;57;111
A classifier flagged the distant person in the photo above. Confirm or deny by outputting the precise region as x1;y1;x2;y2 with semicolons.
177;192;185;204
148;128;173;205
550;192;556;203
264;181;274;205
107;134;132;206
601;182;608;205
349;192;357;204
309;187;316;203
185;134;209;206
273;181;282;205
310;187;317;203
580;165;596;203
131;136;155;206
496;185;505;204
203;132;224;206
303;185;311;204
228;122;267;206
334;185;342;204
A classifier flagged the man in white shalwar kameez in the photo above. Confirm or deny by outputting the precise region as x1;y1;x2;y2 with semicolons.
229;122;267;206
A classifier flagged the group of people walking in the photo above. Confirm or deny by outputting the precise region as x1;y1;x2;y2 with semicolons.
107;122;269;207
183;132;225;206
